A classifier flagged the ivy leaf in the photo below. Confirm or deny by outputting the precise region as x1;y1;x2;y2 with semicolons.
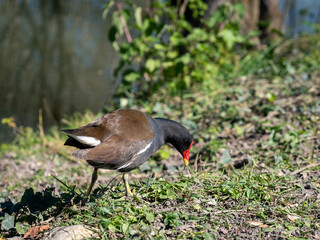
15;222;29;235
1;213;15;230
221;149;232;165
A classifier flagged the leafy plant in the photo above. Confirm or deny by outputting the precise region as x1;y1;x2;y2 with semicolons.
104;0;257;100
164;212;182;228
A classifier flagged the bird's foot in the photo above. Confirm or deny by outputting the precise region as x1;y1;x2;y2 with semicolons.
125;187;135;197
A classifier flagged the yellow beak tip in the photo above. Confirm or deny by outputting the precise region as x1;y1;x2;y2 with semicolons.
183;158;189;167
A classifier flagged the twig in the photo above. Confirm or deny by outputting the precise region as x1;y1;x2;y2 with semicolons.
290;162;320;175
42;98;58;126
52;175;83;196
38;109;45;140
116;2;132;43
143;72;150;82
213;209;247;214
193;151;200;172
308;125;319;163
179;0;189;16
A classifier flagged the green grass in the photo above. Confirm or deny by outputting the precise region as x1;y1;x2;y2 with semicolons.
1;37;320;239
39;168;318;239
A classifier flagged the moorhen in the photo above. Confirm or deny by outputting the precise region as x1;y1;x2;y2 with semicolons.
61;109;193;196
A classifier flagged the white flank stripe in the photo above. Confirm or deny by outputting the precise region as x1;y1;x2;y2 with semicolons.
117;142;152;170
70;135;101;146
137;142;152;155
117;160;134;170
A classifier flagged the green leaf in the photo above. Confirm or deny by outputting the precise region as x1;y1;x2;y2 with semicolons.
286;62;296;74
234;2;245;17
234;125;245;136
145;59;160;72
102;0;115;20
266;92;276;102
221;149;232;165
153;43;165;51
15;222;29;235
100;219;112;229
135;7;142;28
1;213;14;230
159;194;168;199
167;51;178;59
194;204;201;210
108;224;116;232
177;53;191;65
124;72;140;82
122;222;129;233
111;12;123;36
188;28;208;41
145;212;154;223
158;147;171;159
219;28;243;49
101;207;112;215
142;18;150;32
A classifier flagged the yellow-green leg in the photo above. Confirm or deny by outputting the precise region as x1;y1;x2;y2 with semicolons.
122;173;133;197
86;168;98;197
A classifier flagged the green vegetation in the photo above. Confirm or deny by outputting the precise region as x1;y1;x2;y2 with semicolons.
106;0;257;98
1;1;320;239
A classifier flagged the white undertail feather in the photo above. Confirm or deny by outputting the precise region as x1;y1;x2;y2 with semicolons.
70;135;101;146
137;142;152;155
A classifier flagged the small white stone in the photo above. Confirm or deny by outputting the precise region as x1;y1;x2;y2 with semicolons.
43;225;97;240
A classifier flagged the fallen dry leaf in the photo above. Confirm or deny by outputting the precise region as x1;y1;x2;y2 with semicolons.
247;221;268;228
23;224;50;240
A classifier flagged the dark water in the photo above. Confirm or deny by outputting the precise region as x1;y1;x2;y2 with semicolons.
279;0;320;36
0;0;119;142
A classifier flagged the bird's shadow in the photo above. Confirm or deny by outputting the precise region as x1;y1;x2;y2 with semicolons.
0;177;101;237
0;175;121;227
0;187;82;224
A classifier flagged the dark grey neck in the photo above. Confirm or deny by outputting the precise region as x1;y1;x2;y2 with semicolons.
153;118;187;152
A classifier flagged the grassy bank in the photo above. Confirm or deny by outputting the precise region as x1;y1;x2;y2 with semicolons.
1;56;320;238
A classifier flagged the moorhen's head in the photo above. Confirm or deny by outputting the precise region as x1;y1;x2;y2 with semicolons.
162;121;194;166
177;130;194;166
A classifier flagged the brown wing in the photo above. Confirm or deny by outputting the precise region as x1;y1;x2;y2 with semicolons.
62;110;154;146
73;134;151;169
64;109;154;169
97;109;154;141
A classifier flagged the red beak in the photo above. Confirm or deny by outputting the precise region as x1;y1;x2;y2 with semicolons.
183;141;194;166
